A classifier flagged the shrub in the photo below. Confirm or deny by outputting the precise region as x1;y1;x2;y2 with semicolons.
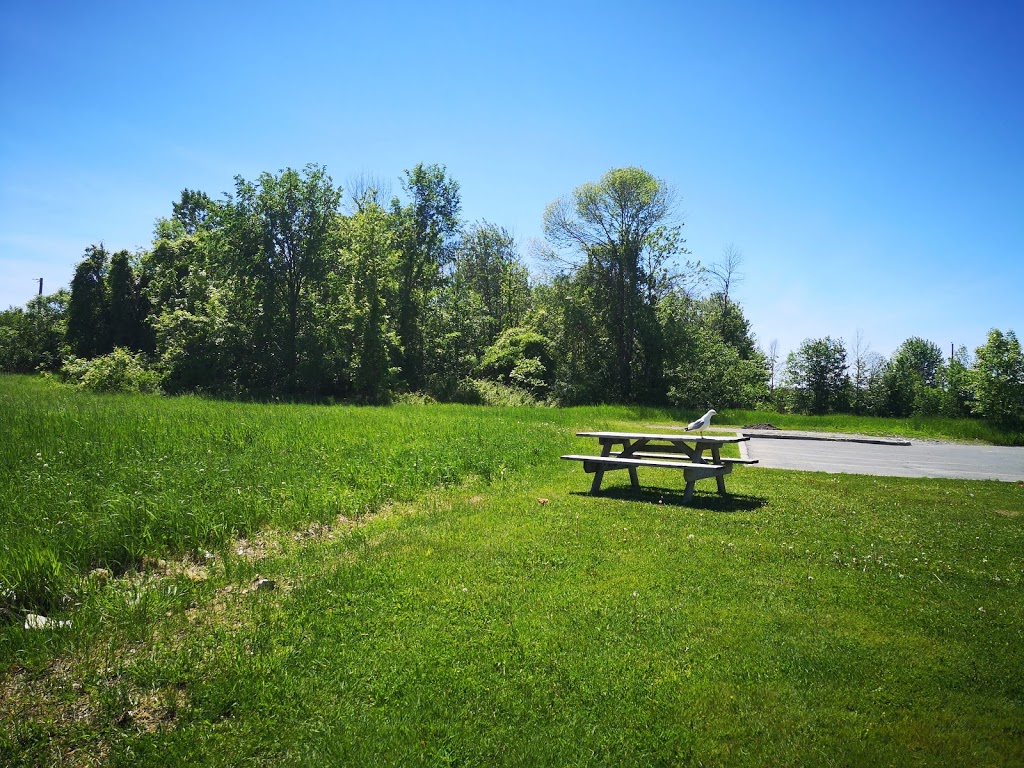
470;379;541;407
478;327;554;395
61;348;161;394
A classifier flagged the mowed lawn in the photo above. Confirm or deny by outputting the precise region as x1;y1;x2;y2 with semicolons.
2;376;1023;766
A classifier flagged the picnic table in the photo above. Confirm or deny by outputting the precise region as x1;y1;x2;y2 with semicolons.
562;431;757;502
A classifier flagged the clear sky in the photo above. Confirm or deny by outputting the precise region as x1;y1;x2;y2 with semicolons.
2;0;1021;360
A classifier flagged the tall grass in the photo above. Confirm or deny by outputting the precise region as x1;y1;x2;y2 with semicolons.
0;376;572;612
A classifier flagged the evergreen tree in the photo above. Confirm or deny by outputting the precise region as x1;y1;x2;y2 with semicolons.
107;250;142;350
66;245;110;357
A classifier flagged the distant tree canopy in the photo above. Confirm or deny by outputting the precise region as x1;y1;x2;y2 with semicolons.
0;162;1016;428
784;337;849;415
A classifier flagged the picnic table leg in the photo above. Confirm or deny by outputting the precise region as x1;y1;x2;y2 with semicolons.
588;438;616;495
711;446;727;495
682;480;695;503
618;438;640;488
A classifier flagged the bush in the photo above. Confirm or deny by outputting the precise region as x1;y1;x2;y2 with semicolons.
469;379;541;407
61;348;161;394
478;328;554;395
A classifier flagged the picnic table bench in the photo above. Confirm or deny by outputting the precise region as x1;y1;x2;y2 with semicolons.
562;431;757;502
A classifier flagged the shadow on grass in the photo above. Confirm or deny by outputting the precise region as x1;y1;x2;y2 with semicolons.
570;485;768;513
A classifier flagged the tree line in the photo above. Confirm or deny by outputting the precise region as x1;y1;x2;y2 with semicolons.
1;163;1020;427
777;331;1023;428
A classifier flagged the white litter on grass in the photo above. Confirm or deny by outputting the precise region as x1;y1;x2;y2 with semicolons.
24;613;72;630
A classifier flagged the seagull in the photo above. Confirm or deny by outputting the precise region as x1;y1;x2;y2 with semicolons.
685;409;718;436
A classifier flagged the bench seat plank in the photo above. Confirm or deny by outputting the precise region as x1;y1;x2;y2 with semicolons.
576;431;749;443
561;454;724;470
620;451;758;465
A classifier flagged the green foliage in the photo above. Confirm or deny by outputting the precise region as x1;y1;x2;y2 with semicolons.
60;348;161;394
171;188;214;234
453;221;531;341
107;250;142;350
543;167;688;403
700;292;759;360
660;293;768;410
940;346;974;418
878;337;946;417
66;244;110;358
151;299;234;394
666;324;767;409
228;164;344;393
446;378;542;407
14;162;1016;422
971;328;1024;427
391;163;462;391
478;326;554;395
849;343;886;416
0;291;69;373
531;273;611;405
785;337;850;414
342;199;400;403
893;336;945;386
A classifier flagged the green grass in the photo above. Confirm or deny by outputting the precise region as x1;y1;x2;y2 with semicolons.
0;375;576;612
2;375;1023;766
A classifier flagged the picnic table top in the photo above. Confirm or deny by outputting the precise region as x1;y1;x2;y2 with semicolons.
576;431;749;444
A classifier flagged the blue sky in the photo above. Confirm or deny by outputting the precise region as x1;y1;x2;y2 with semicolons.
2;0;1021;360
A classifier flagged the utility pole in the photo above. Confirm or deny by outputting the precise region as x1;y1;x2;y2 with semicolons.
36;278;43;296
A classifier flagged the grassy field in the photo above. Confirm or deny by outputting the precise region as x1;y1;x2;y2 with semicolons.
2;376;1023;766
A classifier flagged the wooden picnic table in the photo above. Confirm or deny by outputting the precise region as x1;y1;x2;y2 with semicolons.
562;431;757;502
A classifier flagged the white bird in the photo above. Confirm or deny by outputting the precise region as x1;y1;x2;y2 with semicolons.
685;409;718;436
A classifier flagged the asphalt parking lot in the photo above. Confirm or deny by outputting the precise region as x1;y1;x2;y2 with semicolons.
743;436;1024;482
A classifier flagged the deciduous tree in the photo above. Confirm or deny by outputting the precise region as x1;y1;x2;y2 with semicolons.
543;167;686;402
785;337;849;414
342;197;400;403
453;222;530;343
229;164;343;391
971;329;1024;427
391;164;461;391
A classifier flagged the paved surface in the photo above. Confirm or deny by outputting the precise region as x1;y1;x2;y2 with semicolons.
741;428;910;446
743;436;1024;482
